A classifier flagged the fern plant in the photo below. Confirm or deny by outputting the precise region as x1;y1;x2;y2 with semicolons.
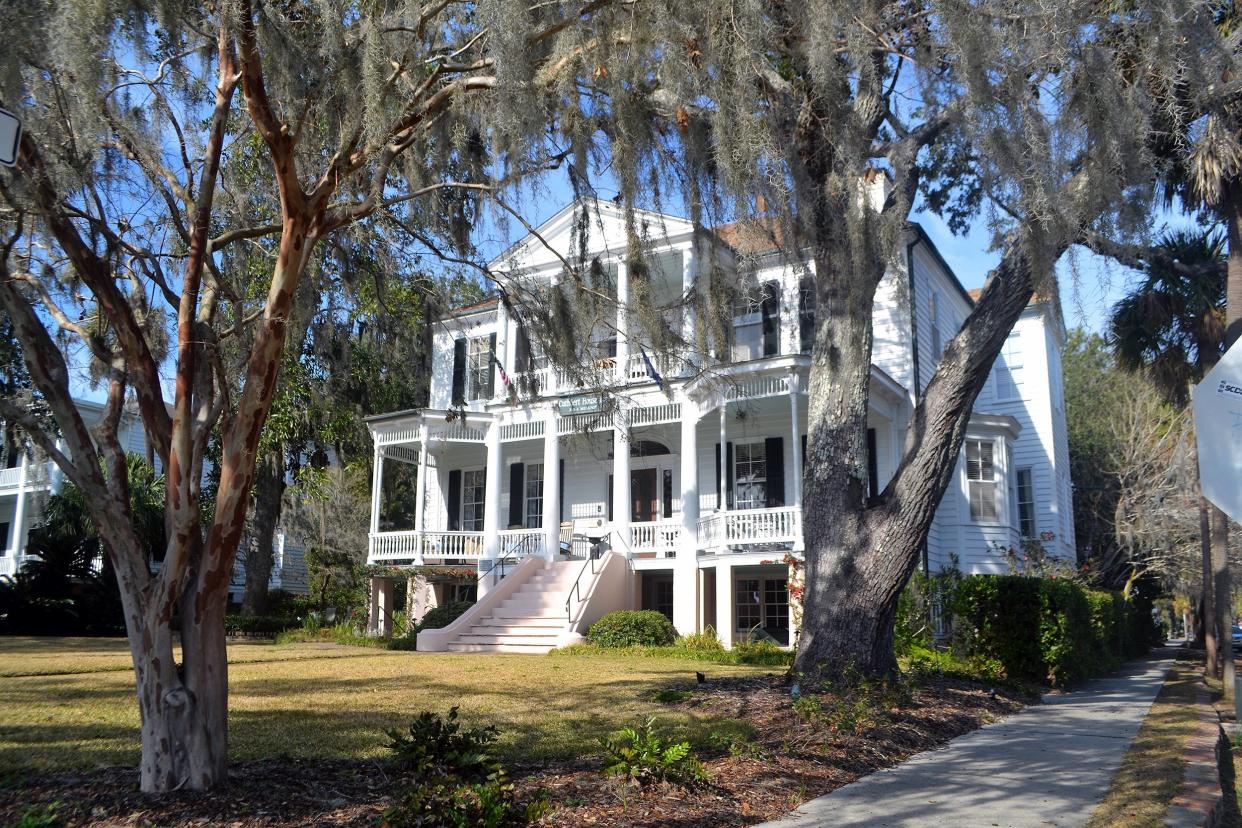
600;716;706;787
387;706;498;780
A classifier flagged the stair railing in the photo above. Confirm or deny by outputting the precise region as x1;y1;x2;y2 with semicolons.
490;533;543;587
564;536;607;620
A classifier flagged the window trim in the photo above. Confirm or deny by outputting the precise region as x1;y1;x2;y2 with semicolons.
524;463;544;529
994;331;1024;401
733;440;768;511
965;438;1000;523
1016;467;1036;538
460;468;487;531
465;335;493;401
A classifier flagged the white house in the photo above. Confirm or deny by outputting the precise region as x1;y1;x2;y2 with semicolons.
0;397;310;599
363;198;1075;652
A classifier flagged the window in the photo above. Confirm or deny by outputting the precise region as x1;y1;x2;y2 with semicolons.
734;442;767;510
764;578;789;637
994;332;1023;400
446;582;478;603
799;276;816;353
525;463;544;529
466;336;493;400
461;469;487;531
0;521;8;555
731;288;764;362
966;439;998;521
736;578;761;631
929;292;943;359
1016;468;1036;538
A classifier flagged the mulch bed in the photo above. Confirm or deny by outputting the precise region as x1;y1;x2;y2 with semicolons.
0;673;1030;827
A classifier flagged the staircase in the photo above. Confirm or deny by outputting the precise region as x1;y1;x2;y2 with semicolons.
444;561;581;653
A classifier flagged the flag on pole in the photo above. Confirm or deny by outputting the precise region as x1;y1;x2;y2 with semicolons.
495;357;519;405
640;346;665;392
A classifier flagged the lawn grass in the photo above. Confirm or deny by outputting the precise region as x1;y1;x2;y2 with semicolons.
1084;661;1201;828
0;637;770;776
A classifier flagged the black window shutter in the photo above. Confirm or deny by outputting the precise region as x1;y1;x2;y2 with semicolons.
716;442;735;509
607;474;614;521
662;469;673;518
451;339;467;405
515;327;532;373
559;459;565;522
761;282;780;357
867;428;879;500
484;332;497;398
765;437;785;507
508;463;525;528
801;434;807;473
447;469;462;530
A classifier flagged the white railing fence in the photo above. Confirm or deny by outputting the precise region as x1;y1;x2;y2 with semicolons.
697;506;801;551
629;520;683;557
499;528;545;558
368;530;486;562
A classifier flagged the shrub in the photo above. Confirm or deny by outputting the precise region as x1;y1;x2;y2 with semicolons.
383;708;546;827
951;574;1152;686
587;610;676;648
732;635;788;665
418;601;476;632
10;802;60;828
387;706;498;779
677;626;724;652
223;615;301;636
600;716;706;787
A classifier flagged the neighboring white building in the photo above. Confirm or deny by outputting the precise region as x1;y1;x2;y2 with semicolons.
0;397;310;598
363;198;1075;652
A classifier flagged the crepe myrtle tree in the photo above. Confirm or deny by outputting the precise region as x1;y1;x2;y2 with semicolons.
0;0;611;792
481;0;1227;678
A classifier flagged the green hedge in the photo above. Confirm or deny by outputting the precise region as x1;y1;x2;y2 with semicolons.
950;575;1157;686
389;601;477;651
587;610;677;648
223;614;302;636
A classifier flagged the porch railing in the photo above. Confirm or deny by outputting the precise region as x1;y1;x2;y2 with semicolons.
499;528;544;558
368;530;486;562
629;520;683;557
697;506;801;551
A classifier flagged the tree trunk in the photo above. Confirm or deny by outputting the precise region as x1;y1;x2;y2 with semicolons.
241;447;285;616
1215;182;1242;701
1201;496;1220;672
796;236;1039;679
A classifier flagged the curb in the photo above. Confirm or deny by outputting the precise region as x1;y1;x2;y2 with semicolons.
1165;681;1230;828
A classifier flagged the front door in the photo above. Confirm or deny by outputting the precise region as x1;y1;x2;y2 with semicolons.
631;468;658;523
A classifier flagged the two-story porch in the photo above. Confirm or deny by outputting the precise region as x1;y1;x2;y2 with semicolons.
364;356;911;649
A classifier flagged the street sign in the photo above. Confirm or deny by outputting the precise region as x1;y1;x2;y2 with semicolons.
1194;339;1242;524
0;107;20;167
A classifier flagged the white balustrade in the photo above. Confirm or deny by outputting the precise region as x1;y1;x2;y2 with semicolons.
696;506;801;551
629;520;683;557
498;528;545;557
0;466;23;489
368;530;485;562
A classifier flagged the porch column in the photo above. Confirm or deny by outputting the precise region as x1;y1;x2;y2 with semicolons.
789;372;804;552
615;260;630;382
681;245;697;371
715;561;735;648
368;575;393;636
674;402;700;635
612;412;631;556
718;402;727;511
414;423;429;565
483;420;502;560
9;452;28;557
542;407;561;560
368;444;384;562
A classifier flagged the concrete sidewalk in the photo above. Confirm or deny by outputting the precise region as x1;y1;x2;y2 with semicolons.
759;652;1176;828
